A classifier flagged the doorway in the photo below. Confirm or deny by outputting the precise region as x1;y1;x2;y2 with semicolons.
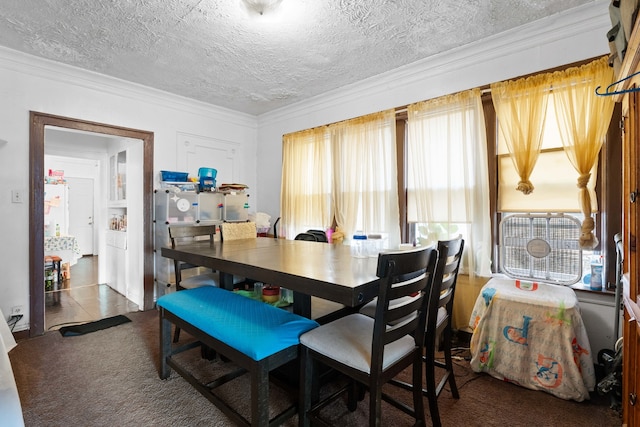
30;111;155;337
43;154;137;330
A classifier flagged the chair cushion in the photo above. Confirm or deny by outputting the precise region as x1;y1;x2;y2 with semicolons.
299;313;416;373
157;287;319;361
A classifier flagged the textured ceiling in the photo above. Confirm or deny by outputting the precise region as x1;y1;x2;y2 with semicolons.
0;0;597;115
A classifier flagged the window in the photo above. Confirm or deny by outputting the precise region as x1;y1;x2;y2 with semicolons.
492;57;619;283
281;57;620;285
281;110;401;248
406;89;492;277
498;97;597;213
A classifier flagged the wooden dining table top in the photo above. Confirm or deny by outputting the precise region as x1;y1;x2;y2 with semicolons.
161;237;381;318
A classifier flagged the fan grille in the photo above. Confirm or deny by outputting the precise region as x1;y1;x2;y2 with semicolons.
500;214;582;285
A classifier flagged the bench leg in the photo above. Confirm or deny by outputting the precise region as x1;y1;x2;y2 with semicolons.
299;346;312;427
252;363;270;427
159;310;172;379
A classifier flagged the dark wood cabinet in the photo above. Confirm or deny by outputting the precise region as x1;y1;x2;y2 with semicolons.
619;17;640;426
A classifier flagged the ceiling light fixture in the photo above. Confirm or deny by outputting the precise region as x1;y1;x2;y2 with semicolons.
241;0;284;15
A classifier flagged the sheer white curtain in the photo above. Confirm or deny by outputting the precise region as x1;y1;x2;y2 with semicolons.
330;110;401;248
280;127;333;240
406;89;491;277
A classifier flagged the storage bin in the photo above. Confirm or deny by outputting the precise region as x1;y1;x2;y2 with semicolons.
198;168;217;191
160;170;189;182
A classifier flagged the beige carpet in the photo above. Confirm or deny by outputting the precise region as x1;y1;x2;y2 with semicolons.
10;310;621;426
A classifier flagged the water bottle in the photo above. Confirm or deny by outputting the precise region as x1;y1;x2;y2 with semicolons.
590;255;603;291
351;231;368;258
367;233;382;257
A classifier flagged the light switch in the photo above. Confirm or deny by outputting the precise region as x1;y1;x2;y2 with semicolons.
11;190;23;203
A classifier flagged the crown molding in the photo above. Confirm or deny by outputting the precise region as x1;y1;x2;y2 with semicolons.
0;46;257;128
260;0;610;128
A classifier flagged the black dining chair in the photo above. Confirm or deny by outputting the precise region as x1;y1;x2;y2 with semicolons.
306;229;328;242
420;236;464;427
358;235;464;427
298;246;438;426
295;232;318;241
168;225;220;292
168;225;220;342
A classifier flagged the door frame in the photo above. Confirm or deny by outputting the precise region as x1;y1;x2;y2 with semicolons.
30;111;154;337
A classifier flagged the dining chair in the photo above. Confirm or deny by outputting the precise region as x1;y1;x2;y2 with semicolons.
298;246;438;426
358;236;464;427
306;229;328;242
219;221;257;241
168;225;220;342
219;221;258;287
420;236;464;427
168;225;220;292
294;232;318;241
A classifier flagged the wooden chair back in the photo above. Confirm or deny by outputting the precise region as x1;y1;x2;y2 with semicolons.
168;225;216;290
294;232;318;241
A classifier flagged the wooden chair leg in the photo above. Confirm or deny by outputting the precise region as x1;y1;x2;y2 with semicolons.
369;379;383;427
412;353;427;427
425;352;441;427
442;329;459;399
347;380;358;411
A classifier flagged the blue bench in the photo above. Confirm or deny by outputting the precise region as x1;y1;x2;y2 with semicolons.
157;286;318;426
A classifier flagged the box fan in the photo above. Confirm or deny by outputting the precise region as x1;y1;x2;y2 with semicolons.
499;213;582;285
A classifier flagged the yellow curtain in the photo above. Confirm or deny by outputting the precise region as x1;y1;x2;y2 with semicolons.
491;73;553;195
551;56;615;249
280;127;333;240
329;110;401;247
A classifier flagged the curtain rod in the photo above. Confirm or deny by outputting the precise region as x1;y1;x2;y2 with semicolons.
394;87;492;116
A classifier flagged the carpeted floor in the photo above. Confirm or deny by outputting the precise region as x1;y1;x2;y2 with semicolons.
9;310;622;426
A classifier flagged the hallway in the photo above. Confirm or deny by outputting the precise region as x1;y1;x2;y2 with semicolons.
45;256;139;331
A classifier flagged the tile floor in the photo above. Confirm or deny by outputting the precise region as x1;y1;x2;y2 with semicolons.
45;256;139;331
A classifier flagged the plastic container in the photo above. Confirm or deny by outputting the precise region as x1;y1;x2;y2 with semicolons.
590;255;604;291
280;288;294;304
262;285;280;303
198;167;217;192
161;170;189;182
367;233;387;257
253;282;264;298
351;232;368;258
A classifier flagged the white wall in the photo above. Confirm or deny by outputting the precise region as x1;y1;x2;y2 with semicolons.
0;48;257;331
255;1;613;234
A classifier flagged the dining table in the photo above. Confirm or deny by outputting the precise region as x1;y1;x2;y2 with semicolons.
160;237;382;319
44;235;82;266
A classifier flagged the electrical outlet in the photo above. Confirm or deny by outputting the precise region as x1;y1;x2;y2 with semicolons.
11;305;23;316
